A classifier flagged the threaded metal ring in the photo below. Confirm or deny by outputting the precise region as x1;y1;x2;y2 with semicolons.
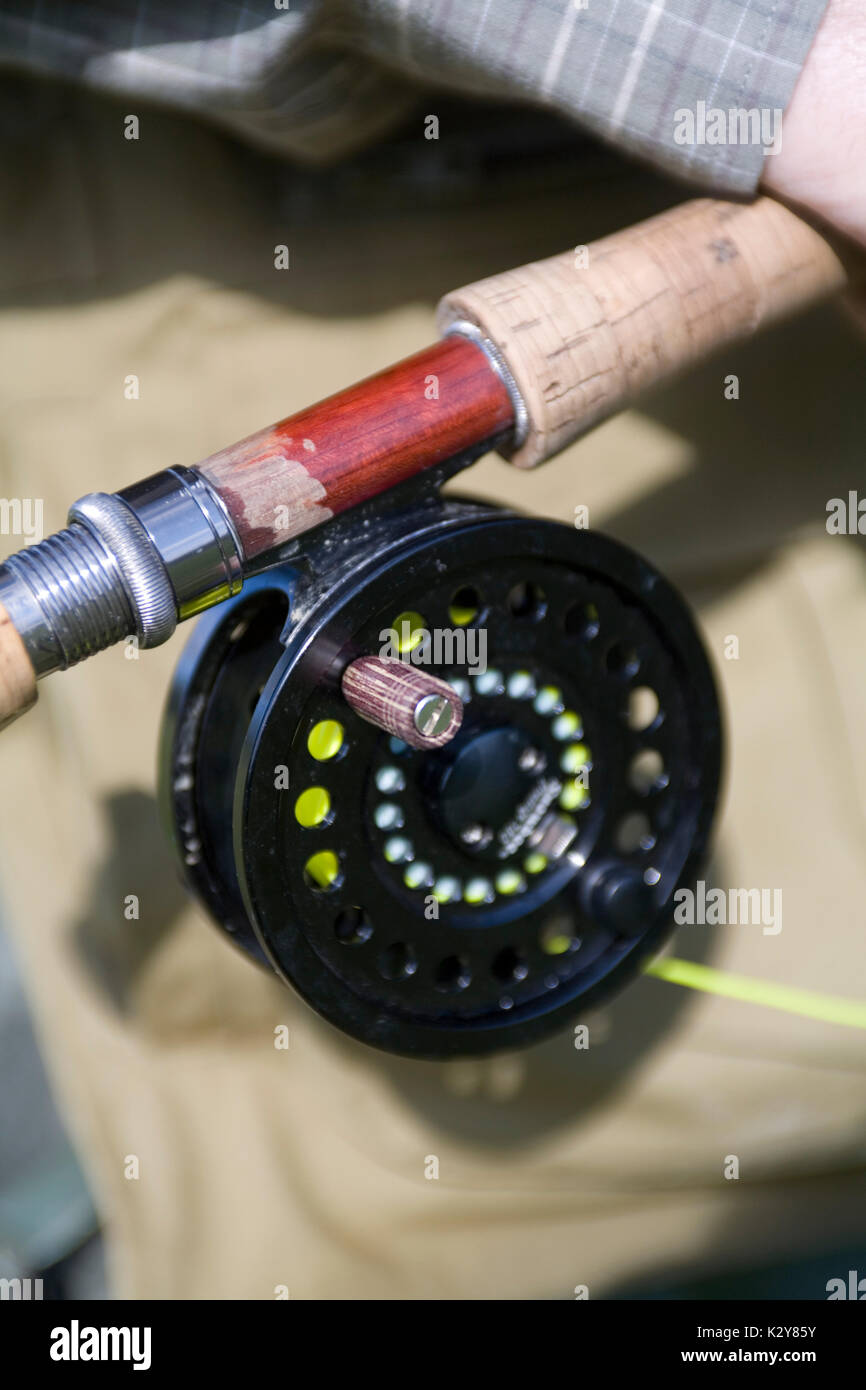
2;524;136;674
69;493;177;648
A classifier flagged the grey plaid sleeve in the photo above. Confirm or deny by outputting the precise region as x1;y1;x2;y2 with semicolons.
0;0;829;195
350;0;830;195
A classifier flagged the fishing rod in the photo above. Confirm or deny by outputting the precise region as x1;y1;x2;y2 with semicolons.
0;195;851;1057
0;196;845;726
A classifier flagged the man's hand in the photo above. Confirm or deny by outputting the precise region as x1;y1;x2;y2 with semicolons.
763;0;866;250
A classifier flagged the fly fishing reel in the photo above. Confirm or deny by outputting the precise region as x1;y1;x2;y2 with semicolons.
159;492;722;1058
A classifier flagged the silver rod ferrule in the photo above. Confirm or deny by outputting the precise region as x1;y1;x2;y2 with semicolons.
0;467;245;680
117;466;243;621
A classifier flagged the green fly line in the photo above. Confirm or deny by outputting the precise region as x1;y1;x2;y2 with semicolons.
644;957;866;1032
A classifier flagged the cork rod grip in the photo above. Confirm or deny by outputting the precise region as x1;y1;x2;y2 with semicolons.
0;602;37;729
438;197;847;468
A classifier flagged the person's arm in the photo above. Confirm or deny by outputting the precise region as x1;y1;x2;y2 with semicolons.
762;0;866;247
348;0;832;199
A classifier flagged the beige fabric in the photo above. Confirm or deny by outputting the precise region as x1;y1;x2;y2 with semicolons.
1;82;865;1299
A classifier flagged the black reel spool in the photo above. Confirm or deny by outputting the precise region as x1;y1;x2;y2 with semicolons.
159;491;722;1059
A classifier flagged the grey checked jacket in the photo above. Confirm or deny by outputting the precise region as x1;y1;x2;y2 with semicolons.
0;1;828;194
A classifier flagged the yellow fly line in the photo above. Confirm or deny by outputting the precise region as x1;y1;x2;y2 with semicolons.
644;956;866;1033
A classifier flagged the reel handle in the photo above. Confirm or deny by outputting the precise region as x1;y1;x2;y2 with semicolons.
438;196;848;468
